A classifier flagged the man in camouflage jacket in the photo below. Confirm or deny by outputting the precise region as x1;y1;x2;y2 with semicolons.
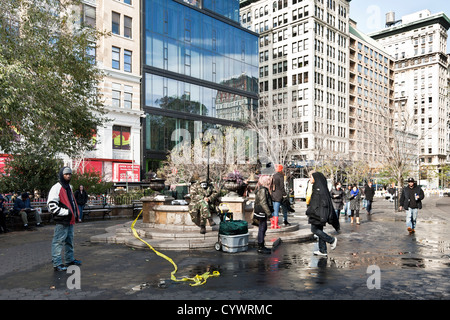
188;181;219;234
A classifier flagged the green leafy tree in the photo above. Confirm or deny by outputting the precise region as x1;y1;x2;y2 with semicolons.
0;0;108;157
0;149;62;194
71;170;114;195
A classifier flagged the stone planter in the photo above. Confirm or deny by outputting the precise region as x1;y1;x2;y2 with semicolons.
149;178;166;194
223;180;242;197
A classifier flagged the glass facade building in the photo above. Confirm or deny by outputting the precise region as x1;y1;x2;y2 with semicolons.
142;0;259;169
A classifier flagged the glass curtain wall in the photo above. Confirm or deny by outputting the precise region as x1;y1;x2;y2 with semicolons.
143;0;259;155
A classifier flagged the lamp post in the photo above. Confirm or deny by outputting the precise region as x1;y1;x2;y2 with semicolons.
205;141;211;183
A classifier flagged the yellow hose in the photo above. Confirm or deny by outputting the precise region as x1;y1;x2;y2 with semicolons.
131;210;220;286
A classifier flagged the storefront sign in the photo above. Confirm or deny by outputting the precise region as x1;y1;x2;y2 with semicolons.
113;163;140;182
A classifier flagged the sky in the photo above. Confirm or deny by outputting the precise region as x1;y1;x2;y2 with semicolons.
349;0;450;52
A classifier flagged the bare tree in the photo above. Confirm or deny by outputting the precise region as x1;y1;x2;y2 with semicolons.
246;98;297;167
357;99;419;187
161;126;258;191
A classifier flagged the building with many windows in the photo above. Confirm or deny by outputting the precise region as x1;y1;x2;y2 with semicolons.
240;0;351;167
77;0;143;183
370;10;450;187
142;0;259;172
348;19;395;167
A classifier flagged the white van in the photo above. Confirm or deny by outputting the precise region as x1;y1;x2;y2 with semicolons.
293;178;332;200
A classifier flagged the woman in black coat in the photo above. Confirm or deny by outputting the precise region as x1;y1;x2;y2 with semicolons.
330;182;345;218
306;172;339;256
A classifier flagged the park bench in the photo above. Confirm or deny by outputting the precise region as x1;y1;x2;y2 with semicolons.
82;199;111;220
3;201;51;229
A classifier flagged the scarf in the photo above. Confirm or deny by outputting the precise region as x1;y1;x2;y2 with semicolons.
351;189;359;197
59;167;77;215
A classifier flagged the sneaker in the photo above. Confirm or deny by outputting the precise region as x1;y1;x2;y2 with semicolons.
331;237;337;250
54;264;67;272
407;227;412;234
67;259;82;266
313;250;327;256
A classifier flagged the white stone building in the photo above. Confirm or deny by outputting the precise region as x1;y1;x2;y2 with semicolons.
240;0;351;166
369;10;450;187
74;0;143;183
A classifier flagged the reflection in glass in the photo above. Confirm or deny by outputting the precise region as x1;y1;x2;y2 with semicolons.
145;73;257;122
145;115;218;151
144;0;258;93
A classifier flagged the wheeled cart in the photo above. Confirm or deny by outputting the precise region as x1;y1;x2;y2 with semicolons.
214;220;249;253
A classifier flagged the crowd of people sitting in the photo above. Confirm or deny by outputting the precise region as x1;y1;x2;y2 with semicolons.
0;192;46;233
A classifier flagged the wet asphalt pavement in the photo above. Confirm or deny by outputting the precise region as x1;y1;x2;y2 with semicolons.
0;196;449;306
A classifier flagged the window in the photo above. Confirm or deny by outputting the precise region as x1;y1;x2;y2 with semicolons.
124;50;132;72
124;16;132;38
81;4;96;28
112;47;120;69
86;43;96;64
184;19;191;42
124;0;132;4
112;84;121;108
113;126;131;150
124;86;133;109
112;12;120;35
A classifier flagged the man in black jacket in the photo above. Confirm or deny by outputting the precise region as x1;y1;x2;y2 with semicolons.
399;177;424;234
364;181;375;215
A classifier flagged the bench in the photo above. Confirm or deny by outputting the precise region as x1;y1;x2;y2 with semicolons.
3;202;51;229
82;199;111;221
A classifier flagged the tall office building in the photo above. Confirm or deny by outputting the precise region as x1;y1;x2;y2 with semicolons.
370;10;450;187
348;19;395;167
142;0;259;172
240;0;351;166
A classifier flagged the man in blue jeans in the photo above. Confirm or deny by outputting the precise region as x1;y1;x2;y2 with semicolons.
399;177;424;235
47;167;82;271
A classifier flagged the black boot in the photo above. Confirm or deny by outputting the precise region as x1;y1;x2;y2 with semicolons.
200;225;206;234
257;243;271;254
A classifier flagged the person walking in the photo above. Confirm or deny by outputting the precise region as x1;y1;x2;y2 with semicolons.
306;171;339;256
47;167;82;271
364;181;375;215
349;185;361;224
271;164;287;228
399;177;425;234
330;182;345;219
252;175;274;254
74;185;88;222
343;185;352;217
